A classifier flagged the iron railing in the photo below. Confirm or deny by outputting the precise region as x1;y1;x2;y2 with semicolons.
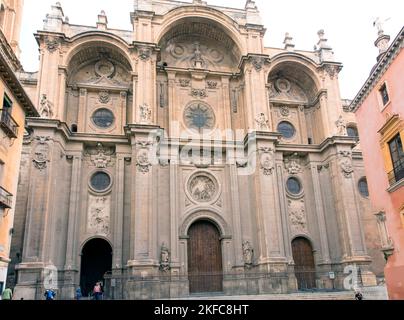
0;109;19;138
388;162;404;186
0;186;12;209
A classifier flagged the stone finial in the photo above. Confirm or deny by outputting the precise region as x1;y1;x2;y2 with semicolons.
97;10;108;30
317;29;334;62
373;18;391;61
44;2;64;31
245;0;258;10
283;32;295;51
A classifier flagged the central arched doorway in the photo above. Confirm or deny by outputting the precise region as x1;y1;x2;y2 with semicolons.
80;238;113;296
292;237;317;290
188;220;223;294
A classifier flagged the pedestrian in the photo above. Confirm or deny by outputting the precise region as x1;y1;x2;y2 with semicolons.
76;287;82;301
44;289;56;301
93;282;102;300
355;288;364;301
2;287;13;301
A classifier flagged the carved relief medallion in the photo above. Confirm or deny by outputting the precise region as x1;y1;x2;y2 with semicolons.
188;174;218;203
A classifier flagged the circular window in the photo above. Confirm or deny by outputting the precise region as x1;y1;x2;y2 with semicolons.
184;102;215;132
287;177;302;195
358;178;369;198
278;121;296;139
90;172;112;192
347;126;359;138
92;108;115;128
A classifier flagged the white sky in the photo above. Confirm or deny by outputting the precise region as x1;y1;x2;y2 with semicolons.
20;0;403;99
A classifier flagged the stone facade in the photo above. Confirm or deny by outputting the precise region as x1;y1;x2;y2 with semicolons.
8;0;384;300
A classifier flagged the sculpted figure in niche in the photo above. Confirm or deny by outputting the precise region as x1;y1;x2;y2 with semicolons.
139;103;152;124
336;116;347;136
39;94;54;119
243;241;254;269
192;42;205;68
160;243;171;272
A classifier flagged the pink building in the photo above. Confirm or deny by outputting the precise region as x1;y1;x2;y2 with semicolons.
351;26;404;300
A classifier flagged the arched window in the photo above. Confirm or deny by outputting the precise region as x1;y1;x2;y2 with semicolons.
347;125;359;139
358;178;369;198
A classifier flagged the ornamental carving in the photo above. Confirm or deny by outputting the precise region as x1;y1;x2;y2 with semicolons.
207;81;218;89
280;106;290;117
88;195;110;236
179;79;191;87
288;199;307;234
268;78;308;104
87;143;115;168
285;154;302;175
188;174;218;203
191;88;208;99
94;59;115;78
136;149;152;173
259;147;274;176
138;47;152;61
255;113;270;131
139;103;152;124
33;137;51;171
98;91;110;104
251;57;265;71
339;151;354;178
39;94;54;119
45;38;59;53
159;243;171;272
242;241;254;269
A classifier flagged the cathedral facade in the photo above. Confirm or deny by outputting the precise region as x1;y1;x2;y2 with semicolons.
9;0;385;300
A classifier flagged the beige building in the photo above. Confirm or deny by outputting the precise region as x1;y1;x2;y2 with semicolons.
0;0;37;294
9;0;385;299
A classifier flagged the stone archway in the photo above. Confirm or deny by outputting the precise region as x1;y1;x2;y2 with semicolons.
80;238;112;297
188;220;223;294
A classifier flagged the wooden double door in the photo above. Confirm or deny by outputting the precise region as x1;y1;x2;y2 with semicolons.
292;237;317;290
188;221;223;294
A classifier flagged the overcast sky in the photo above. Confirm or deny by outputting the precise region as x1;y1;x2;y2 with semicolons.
20;0;403;99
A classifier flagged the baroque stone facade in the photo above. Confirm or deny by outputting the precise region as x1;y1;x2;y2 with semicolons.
8;0;385;300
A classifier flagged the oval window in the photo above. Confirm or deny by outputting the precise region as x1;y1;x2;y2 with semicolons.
287;177;302;195
92;108;115;128
278;121;296;139
90;172;111;192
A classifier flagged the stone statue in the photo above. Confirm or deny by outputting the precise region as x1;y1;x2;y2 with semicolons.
242;241;254;269
160;243;171;272
335;115;347;136
39;94;54;119
373;17;390;36
139;103;152;124
255;113;269;131
192;42;205;68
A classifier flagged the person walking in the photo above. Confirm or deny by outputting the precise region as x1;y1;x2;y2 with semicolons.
2;287;13;301
93;282;102;301
44;289;56;301
75;287;82;301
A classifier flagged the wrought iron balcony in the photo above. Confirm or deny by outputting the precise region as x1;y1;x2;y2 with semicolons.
0;186;13;209
388;162;404;186
0;109;19;138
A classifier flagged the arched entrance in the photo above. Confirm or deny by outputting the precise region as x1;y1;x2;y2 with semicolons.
188;220;223;294
80;238;112;296
292;237;317;290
